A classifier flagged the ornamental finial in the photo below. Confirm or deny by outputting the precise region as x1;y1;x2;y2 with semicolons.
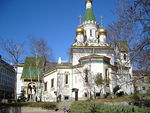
86;0;92;3
78;15;83;24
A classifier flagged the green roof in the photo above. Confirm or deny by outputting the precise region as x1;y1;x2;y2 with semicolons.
21;57;44;80
84;8;96;22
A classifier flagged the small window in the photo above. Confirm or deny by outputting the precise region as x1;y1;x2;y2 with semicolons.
51;79;54;88
124;54;127;61
65;75;69;84
64;96;69;100
96;93;100;97
84;69;89;83
105;69;109;85
44;82;47;91
90;29;92;36
84;93;88;97
142;87;145;90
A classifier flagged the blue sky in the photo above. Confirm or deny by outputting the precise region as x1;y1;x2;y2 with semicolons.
0;0;116;62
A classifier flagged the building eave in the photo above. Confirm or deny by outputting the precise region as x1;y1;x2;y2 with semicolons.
44;69;57;77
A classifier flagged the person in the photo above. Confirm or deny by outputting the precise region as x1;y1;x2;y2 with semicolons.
27;85;32;101
63;108;70;113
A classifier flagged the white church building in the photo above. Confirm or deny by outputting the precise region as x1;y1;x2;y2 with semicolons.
42;0;134;102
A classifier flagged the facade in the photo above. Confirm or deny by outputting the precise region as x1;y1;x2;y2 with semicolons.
16;63;24;99
42;0;134;102
0;55;16;101
133;70;150;94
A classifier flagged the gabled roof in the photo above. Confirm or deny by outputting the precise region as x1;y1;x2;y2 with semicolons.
84;8;96;22
21;57;44;80
116;41;130;52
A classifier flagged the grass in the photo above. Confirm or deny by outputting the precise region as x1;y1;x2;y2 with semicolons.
0;102;58;110
70;101;150;113
93;95;134;103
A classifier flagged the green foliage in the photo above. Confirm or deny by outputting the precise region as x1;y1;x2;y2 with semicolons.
95;73;103;86
71;101;150;113
132;94;140;101
18;90;26;102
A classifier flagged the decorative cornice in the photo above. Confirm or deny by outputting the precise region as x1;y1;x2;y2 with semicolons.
21;78;42;81
56;66;72;69
79;55;110;61
72;64;83;68
71;46;114;49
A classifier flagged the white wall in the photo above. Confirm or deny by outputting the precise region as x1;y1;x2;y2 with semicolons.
16;66;24;99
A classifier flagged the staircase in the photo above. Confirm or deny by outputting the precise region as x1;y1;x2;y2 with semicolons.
58;101;73;110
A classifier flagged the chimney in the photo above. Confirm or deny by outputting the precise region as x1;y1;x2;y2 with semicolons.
58;57;62;64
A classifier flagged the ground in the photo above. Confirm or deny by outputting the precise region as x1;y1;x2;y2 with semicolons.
22;107;63;113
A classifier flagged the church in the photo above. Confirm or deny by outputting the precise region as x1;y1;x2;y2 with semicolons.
42;0;134;102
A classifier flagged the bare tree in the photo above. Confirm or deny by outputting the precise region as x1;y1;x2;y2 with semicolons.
30;38;53;62
129;0;150;70
0;39;24;100
29;38;54;101
0;39;24;66
108;0;150;70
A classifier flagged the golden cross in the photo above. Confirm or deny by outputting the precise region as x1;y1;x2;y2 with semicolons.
100;16;104;27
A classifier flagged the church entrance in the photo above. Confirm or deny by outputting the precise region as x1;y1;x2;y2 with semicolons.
72;88;79;101
27;82;37;101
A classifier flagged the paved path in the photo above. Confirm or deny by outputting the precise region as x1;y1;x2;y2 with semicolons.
0;107;64;113
22;107;63;113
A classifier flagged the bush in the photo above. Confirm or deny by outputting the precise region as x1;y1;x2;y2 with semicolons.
132;94;140;101
3;102;58;110
70;101;150;113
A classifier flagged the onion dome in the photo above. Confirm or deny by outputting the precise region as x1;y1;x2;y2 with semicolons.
76;27;84;35
86;0;92;3
98;27;107;35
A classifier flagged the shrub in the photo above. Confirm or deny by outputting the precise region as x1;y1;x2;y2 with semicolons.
5;102;58;110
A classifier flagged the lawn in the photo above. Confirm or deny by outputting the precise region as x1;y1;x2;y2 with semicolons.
70;101;150;113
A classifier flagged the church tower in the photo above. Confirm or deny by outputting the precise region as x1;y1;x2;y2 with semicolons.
72;0;113;66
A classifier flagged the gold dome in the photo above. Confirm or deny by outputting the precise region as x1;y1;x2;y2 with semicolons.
98;27;107;35
76;27;84;35
86;0;92;3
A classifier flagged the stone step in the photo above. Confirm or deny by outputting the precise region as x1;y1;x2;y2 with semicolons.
58;101;73;110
